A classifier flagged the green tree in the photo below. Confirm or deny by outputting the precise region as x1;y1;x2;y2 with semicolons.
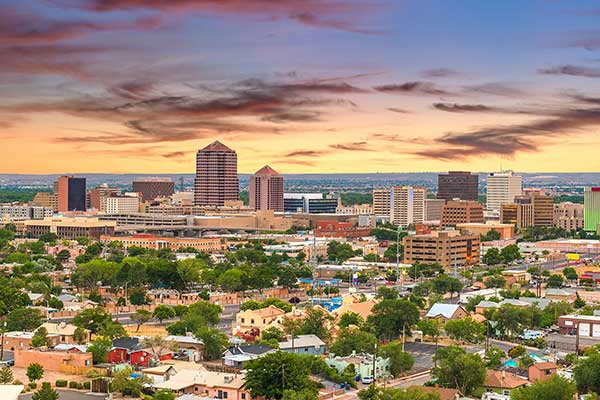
444;317;485;344
72;307;112;335
338;312;364;329
111;366;152;397
382;342;415;377
368;299;420;340
376;286;399;300
297;308;333;342
432;346;485;395
485;275;506;290
129;289;149;305
97;320;127;340
330;328;377;356
465;295;486;312
486;346;506;369
574;353;600;393
563;267;578;281
31;382;58;400
6;307;43;331
31;327;51;347
327;241;356;263
153;305;177;324
358;386;440;400
88;337;111;363
153;390;176;400
26;363;44;383
47;297;64;310
501;244;521;263
73;327;87;344
132;309;152;332
195;327;228;360
261;327;285;342
512;375;575;400
417;318;441;343
0;366;13;384
575;292;586;309
547;274;564;288
482;248;502;265
245;352;317;400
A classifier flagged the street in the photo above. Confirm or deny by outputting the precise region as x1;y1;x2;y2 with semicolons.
19;389;106;400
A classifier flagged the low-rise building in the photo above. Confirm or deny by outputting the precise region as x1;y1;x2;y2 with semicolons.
153;367;250;400
279;334;326;355
233;305;286;335
456;222;515;240
38;322;86;345
425;304;468;324
223;344;274;368
554;202;584;231
558;314;600;336
326;352;391;380
441;200;484;227
142;365;178;385
528;362;557;382
480;370;528;398
24;217;116;239
100;234;223;253
14;348;92;372
315;221;371;238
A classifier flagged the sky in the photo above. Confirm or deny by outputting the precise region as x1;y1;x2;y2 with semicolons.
2;0;600;174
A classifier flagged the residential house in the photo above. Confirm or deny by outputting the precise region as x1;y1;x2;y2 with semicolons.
326;352;391;380
545;289;576;302
14;348;92;372
107;337;140;364
501;270;530;287
410;386;461;400
223;344;274;368
474;301;499;315
480;370;528;398
143;365;178;384
233;305;286;335
279;334;326;355
54;344;88;352
38;322;86;345
425;304;468;323
3;331;60;351
153;366;251;400
528;362;557;382
332;298;377;322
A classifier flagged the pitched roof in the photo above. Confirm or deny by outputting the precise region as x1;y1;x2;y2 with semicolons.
112;337;140;351
529;362;557;370
255;165;280;175
154;367;245;391
484;370;528;389
39;322;80;336
227;343;273;356
165;335;204;345
426;303;464;319
200;140;235;153
279;334;325;350
411;386;461;400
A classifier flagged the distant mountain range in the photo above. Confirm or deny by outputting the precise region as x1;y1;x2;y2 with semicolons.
0;172;598;192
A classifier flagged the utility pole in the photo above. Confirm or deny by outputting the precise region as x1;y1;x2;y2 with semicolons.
397;225;402;289
372;342;378;385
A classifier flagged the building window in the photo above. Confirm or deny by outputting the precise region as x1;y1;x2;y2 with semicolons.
241;394;246;400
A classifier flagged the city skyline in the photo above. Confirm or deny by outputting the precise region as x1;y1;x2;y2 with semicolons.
3;1;600;173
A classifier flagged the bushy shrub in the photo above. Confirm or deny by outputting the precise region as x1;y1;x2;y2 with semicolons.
55;380;68;387
83;381;91;390
69;381;83;389
28;382;37;389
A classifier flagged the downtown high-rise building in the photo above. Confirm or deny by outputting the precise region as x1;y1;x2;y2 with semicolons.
486;171;522;214
584;187;600;232
132;178;175;202
56;176;86;212
194;141;239;206
389;186;426;227
249;165;284;212
437;171;479;201
372;189;391;217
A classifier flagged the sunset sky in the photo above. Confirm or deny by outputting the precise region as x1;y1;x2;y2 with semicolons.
2;0;600;174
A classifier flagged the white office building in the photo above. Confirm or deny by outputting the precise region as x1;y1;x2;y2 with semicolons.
486;171;522;214
389;186;426;227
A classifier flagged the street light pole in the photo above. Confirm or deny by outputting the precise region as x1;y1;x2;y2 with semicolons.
372;342;378;385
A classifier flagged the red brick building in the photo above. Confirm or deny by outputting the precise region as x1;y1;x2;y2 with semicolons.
315;221;371;238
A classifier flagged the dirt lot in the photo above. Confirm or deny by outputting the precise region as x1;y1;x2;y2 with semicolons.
11;366;89;388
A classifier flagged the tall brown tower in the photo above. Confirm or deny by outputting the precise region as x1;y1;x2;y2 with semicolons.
249;165;284;212
194;141;239;206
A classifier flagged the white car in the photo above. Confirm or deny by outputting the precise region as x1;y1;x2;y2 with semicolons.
361;376;374;384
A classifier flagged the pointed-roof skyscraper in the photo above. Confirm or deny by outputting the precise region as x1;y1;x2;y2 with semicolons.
194;140;239;206
249;165;284;212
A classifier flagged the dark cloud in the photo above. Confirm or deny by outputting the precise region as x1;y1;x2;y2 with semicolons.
373;81;451;96
563;31;600;51
414;107;600;160
238;79;369;94
261;111;321;123
538;65;600;78
109;82;158;100
421;68;460;78
432;103;497;113
78;0;379;34
162;151;188;158
387;107;410;114
329;142;373;151
0;5;161;45
285;150;328;157
462;82;525;97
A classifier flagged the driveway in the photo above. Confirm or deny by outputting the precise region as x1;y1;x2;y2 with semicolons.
20;389;106;400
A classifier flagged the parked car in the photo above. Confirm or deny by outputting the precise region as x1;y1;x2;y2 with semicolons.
361;376;373;384
519;329;544;340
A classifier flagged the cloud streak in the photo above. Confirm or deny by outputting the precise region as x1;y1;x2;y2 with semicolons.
539;65;600;78
374;81;451;96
